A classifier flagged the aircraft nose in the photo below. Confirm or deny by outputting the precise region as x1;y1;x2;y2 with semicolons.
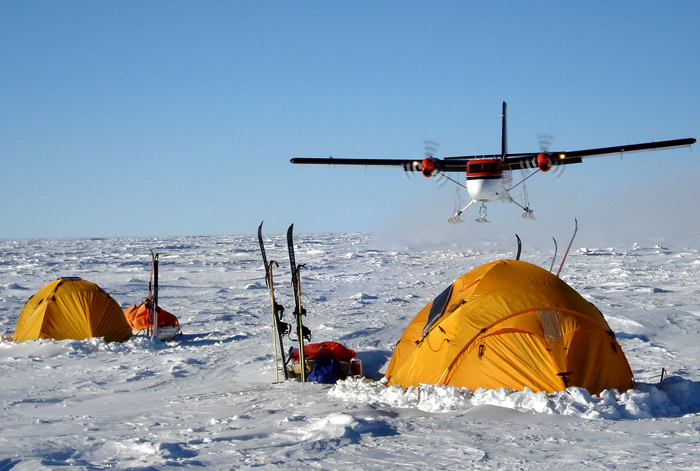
467;178;501;201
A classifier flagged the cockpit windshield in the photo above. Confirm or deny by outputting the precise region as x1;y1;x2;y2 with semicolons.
468;161;500;174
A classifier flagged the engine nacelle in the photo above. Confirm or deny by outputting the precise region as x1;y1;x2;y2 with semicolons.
421;157;436;177
537;152;552;172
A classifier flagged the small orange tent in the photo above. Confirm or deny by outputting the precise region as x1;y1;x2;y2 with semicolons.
384;260;634;394
123;300;180;334
12;277;132;343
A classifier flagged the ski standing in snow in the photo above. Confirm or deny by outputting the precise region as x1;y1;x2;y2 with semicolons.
257;222;291;382
147;249;159;339
287;224;311;382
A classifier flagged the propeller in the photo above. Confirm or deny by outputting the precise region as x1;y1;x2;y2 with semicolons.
538;134;554;153
424;140;440;160
402;159;422;177
422;140;449;186
404;140;447;186
538;134;566;178
523;134;565;177
421;140;439;177
401;141;435;177
534;134;553;172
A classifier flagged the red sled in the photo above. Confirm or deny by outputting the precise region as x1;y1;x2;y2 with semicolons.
291;342;361;380
124;300;181;341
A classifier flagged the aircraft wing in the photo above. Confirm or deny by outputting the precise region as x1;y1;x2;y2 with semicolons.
289;157;472;173
504;137;696;170
291;138;696;173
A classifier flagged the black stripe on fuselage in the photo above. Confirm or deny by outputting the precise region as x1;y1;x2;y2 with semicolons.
466;175;503;180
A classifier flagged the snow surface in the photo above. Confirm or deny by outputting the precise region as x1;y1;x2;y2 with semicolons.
1;233;700;469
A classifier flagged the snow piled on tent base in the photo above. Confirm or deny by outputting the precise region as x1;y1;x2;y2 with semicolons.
330;376;700;419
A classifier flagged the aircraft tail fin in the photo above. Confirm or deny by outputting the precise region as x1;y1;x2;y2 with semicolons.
501;101;508;158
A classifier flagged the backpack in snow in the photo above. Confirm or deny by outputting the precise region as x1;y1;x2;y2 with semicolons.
308;357;342;384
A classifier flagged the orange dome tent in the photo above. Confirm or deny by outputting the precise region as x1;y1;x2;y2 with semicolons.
123;249;182;341
123;300;181;340
12;277;132;343
384;260;634;394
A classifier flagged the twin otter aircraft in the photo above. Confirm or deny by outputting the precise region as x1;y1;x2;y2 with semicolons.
291;102;696;223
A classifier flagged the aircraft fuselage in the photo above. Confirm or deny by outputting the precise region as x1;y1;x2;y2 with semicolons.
465;159;513;203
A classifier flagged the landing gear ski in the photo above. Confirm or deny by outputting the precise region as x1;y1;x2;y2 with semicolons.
258;222;292;382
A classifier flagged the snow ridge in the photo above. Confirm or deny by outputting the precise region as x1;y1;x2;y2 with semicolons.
330;376;700;419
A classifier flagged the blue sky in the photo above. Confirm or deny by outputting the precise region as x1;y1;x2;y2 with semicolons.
1;1;698;247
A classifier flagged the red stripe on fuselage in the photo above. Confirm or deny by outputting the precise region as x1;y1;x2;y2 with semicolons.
466;158;505;180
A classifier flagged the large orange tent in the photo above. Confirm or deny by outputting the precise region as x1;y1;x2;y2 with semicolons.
384;260;634;394
12;277;132;343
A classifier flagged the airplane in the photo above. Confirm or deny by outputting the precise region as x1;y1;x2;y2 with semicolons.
290;102;696;223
